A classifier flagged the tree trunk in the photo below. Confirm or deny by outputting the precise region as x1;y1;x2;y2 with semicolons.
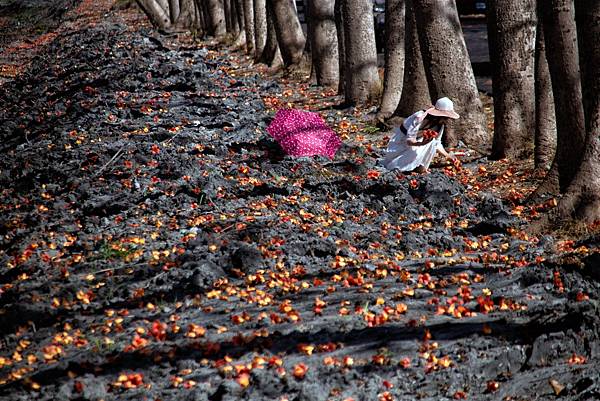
168;0;180;23
199;0;213;34
413;0;488;149
534;9;556;171
341;0;381;104
232;0;246;46
194;0;204;32
576;1;596;126
308;0;339;87
258;0;282;67
206;0;227;36
243;0;255;53
155;0;171;15
334;0;346;95
556;0;600;222
238;0;246;29
230;0;240;34
536;0;586;195
394;0;430;117
136;0;172;29
175;0;196;29
223;0;232;33
253;0;267;60
378;0;405;119
269;0;306;67
488;0;536;160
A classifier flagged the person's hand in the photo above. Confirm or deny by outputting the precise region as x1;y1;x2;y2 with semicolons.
449;152;462;168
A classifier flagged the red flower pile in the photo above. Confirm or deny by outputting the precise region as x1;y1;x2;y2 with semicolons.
421;129;438;140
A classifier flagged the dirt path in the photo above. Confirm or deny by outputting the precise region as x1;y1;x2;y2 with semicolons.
0;3;599;401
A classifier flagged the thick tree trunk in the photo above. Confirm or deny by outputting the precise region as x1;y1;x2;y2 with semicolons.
556;0;600;222
258;1;282;67
223;0;233;33
488;0;536;160
136;0;172;29
253;0;267;60
536;0;586;195
175;0;196;29
243;0;255;53
534;10;556;171
237;0;246;30
334;0;346;95
341;0;381;104
576;1;597;125
196;0;210;35
230;0;240;34
168;0;180;23
269;0;306;67
232;0;246;46
206;0;227;36
155;0;171;15
394;0;429;117
194;0;204;32
413;0;488;149
378;0;405;119
308;0;339;87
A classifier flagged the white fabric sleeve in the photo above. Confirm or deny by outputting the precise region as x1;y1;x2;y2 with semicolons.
405;111;425;141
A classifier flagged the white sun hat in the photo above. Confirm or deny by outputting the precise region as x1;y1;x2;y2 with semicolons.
425;97;460;119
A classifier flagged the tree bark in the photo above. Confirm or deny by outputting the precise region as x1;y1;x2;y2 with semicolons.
223;0;232;33
576;1;597;126
194;0;204;32
536;0;586;195
488;0;536;160
341;0;381;104
308;0;339;87
206;0;227;36
258;0;282;67
253;0;267;60
378;0;405;119
232;0;246;46
175;0;196;29
269;0;306;67
334;0;346;95
394;0;430;117
155;0;171;15
230;0;240;34
413;0;488;149
556;0;600;222
534;9;556;171
199;0;213;34
169;0;180;23
243;0;255;53
136;0;172;29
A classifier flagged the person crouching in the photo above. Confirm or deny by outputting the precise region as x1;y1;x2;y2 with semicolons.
382;97;459;173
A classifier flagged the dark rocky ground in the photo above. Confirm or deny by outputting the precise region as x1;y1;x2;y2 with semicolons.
1;2;599;401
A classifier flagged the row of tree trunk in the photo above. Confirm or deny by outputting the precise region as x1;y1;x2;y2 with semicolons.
136;0;600;225
487;0;599;224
